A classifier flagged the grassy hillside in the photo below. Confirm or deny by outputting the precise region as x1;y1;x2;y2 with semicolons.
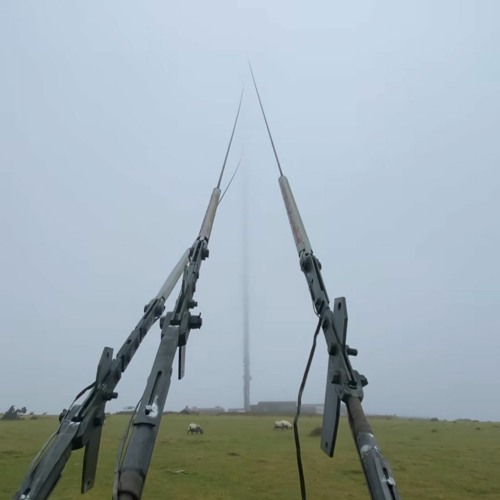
2;414;499;499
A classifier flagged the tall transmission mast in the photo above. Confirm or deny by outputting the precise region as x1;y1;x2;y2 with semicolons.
242;171;251;412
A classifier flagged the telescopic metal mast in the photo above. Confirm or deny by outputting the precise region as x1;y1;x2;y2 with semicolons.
113;91;242;497
242;173;251;412
14;93;243;500
249;63;400;500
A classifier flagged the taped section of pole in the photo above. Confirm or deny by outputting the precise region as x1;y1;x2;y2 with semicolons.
278;176;312;255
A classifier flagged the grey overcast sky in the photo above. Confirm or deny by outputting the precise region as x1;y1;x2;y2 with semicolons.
1;1;499;422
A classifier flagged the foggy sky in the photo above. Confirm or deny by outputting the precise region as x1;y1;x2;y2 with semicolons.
1;1;499;422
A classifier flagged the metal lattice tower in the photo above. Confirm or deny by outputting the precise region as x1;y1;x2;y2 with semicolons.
242;173;251;411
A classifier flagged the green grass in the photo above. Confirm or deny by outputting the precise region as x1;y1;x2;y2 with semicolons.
2;415;499;499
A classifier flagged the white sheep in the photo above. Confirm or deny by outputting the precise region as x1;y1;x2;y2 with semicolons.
187;422;204;434
273;420;293;430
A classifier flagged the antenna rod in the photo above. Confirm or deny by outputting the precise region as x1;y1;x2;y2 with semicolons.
14;91;245;500
217;88;244;188
200;90;244;241
113;92;245;500
219;157;242;205
248;61;284;176
249;66;400;500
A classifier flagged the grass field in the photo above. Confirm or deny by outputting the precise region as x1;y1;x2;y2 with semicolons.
1;414;499;499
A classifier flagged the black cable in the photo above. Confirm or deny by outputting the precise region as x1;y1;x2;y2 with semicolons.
293;314;323;500
59;381;96;425
113;398;142;497
24;382;98;476
73;381;96;402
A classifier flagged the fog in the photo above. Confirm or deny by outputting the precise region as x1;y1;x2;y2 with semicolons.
1;1;499;421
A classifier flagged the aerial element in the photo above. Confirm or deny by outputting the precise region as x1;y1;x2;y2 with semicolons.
249;61;400;500
14;92;243;500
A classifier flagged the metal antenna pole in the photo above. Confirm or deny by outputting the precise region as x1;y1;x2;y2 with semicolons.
114;96;244;500
14;92;244;500
249;63;400;500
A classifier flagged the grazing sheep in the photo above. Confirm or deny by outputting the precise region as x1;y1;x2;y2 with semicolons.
273;420;293;430
187;423;204;434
